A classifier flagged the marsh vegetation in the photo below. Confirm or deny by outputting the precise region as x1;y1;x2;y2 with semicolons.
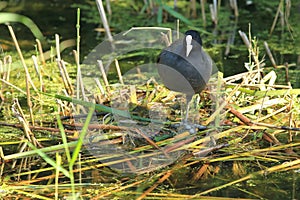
0;0;300;199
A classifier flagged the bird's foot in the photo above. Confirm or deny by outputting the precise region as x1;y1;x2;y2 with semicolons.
172;120;206;134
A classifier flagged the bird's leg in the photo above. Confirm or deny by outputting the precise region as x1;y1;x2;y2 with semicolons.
181;95;196;133
183;94;193;123
174;94;206;134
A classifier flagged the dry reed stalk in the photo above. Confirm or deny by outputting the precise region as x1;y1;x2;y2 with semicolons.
91;180;144;199
55;153;61;200
11;99;41;147
227;104;300;144
26;75;34;126
114;59;124;84
105;0;112;16
224;69;262;84
12;142;27;169
209;0;218;25
160;32;170;46
238;29;261;75
36;39;46;67
97;60;110;92
200;0;207;27
63;122;128;131
129;85;137;104
0;147;4;178
0;60;3;100
238;30;250;48
55;34;61;61
270;0;284;36
57;60;74;95
56;94;74;117
0;78;27;96
287;94;294;143
8;25;37;126
31;55;39;77
56;60;70;93
94;78;105;96
0;60;3;75
3;55;12;82
237;98;286;114
95;0;114;46
189;0;197;18
263;41;277;68
136;170;172;200
32;55;44;92
176;19;180;39
225;0;239;56
7;26;37;92
193;159;300;196
165;136;195;153
256;105;287;122
0;121;75;134
284;62;291;86
229;0;239;17
134;128;170;159
192;163;210;182
203;74;242;126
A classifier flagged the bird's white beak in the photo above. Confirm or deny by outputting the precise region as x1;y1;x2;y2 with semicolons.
186;35;193;57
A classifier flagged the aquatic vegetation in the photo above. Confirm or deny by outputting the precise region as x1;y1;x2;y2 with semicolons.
0;1;299;199
0;12;45;42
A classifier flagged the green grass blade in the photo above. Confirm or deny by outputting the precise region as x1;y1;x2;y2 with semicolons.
162;4;193;25
27;142;70;178
69;105;95;167
56;114;71;162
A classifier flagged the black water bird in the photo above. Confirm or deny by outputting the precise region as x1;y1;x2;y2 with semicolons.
157;30;213;125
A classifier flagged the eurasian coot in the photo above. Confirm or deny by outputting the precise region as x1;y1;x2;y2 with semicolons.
157;30;212;124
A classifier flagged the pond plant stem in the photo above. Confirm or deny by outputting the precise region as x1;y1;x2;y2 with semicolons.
200;0;206;27
97;60;110;92
114;59;124;84
7;25;37;125
75;8;85;104
263;41;277;68
11;99;41;147
94;78;106;96
55;34;61;61
209;0;218;25
57;60;74;96
95;0;114;46
36;38;46;67
32;55;44;92
189;0;197;19
4;55;12;83
230;0;239;17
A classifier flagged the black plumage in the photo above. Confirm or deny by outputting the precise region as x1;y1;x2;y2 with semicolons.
157;30;213;122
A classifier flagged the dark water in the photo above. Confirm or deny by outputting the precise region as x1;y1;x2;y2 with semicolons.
0;0;97;60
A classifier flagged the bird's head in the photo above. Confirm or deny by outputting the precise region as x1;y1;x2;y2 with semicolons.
184;30;202;57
